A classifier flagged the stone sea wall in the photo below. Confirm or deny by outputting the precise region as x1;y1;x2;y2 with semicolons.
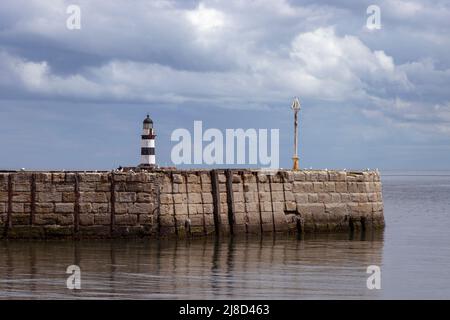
0;169;384;239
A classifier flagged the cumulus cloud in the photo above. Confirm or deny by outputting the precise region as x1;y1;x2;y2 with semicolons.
0;0;449;136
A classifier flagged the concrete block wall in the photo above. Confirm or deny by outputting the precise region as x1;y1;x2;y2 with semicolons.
0;169;383;239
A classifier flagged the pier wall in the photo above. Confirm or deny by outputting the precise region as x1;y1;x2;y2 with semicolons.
0;169;384;239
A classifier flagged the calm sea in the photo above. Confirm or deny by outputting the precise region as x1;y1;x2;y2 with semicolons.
1;171;450;299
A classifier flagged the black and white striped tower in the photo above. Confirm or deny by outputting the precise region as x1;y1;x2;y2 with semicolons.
140;115;156;167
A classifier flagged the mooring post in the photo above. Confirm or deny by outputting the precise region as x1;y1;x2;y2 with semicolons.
225;169;236;235
74;173;80;236
30;173;36;226
4;174;13;238
110;172;116;236
210;169;221;236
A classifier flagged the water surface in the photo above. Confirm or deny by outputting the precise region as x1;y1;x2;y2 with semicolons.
1;172;449;299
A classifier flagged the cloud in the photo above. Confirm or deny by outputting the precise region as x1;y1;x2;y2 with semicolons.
0;26;410;106
0;0;449;137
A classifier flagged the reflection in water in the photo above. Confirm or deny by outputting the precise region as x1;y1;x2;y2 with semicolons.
0;232;383;299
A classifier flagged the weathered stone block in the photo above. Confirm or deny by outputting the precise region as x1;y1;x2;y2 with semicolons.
232;183;243;193
172;183;186;193
270;183;283;191
331;193;341;203
261;211;273;224
218;174;226;183
318;171;329;181
94;214;111;225
62;192;75;202
78;173;103;182
285;201;296;211
90;203;109;214
260;201;272;212
271;191;284;202
187;183;202;193
55;203;74;213
159;215;175;227
318;193;332;203
293;182;313;193
187;174;199;184
56;214;74;226
313;182;325;192
257;173;267;183
245;202;258;212
347;182;358;193
201;184;211;192
232;174;242;183
295;193;308;203
37;191;62;202
203;204;213;214
284;191;294;201
243;173;256;183
11;214;30;226
188;204;199;215
200;173;211;184
139;214;153;225
293;171;305;181
173;193;187;204
12;192;31;203
273;202;284;211
115;214;138;225
283;182;294;191
324;182;336;192
13;173;32;184
243;183;257;192
34;214;58;225
80;214;94;226
117;192;135;203
335;182;347;193
233;192;244;203
273;211;288;231
14;183;31;192
374;182;382;192
0;192;8;202
372;202;383;212
282;171;294;182
235;202;245;213
129;203;153;214
325;203;347;216
234;211;246;224
160;193;173;204
137;192;152;203
12;203;24;213
172;174;184;184
258;192;270;202
189;215;204;227
35;203;54;213
174;204;188;216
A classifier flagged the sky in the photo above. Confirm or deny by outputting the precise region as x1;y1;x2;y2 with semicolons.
0;0;450;171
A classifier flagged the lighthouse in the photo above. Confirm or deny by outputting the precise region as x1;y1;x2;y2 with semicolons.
140;115;156;168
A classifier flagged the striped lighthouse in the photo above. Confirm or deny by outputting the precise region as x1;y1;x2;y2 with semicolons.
140;115;156;167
